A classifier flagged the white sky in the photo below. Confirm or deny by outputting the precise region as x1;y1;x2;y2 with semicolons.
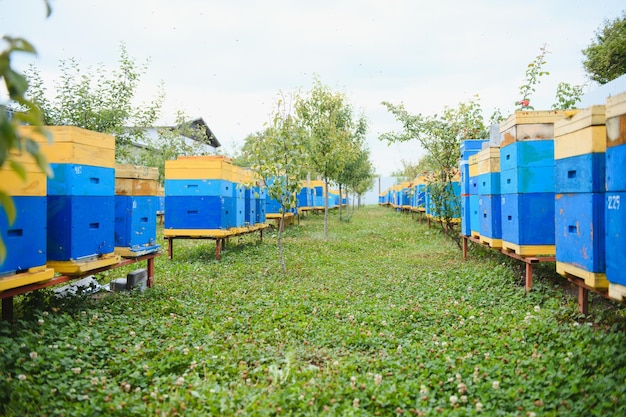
2;0;624;176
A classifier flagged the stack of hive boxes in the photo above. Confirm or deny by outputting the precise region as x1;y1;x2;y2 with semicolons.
476;146;502;248
114;164;161;257
460;140;487;236
28;126;119;274
0;146;54;290
399;181;412;209
310;179;325;208
499;111;568;255
605;92;626;301
411;175;427;211
164;156;244;231
297;180;314;210
553;106;608;289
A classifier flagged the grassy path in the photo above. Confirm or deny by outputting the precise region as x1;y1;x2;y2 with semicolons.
1;205;626;416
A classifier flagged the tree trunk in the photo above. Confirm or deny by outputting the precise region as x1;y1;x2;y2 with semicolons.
278;212;286;273
339;184;343;221
323;178;329;239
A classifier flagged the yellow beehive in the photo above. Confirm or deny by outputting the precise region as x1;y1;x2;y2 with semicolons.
468;154;479;178
19;126;116;168
115;164;159;196
476;147;500;174
554;106;606;159
0;151;47;197
164;155;233;181
500;110;574;148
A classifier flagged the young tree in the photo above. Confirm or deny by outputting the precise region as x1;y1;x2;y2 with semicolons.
380;97;488;244
582;12;626;85
296;78;365;238
245;93;309;273
25;43;164;160
0;1;52;263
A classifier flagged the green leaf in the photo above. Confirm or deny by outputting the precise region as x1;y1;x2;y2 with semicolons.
0;191;16;225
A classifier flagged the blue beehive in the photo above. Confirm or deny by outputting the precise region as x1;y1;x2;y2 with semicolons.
1;197;47;273
165;195;229;229
114;164;160;257
498;110;569;255
164;178;234;197
47;195;115;260
553;106;608;287
47;165;116;261
0;152;49;277
244;187;258;225
256;187;267;223
555;193;605;272
460;140;488;195
501;192;555;248
460;139;488;161
469;194;480;237
114;196;158;250
479;195;502;241
500;141;555;194
605;92;626;298
606;191;626;287
461;195;471;236
555;153;605;193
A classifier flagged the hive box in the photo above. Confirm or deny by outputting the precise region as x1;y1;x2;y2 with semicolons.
554;106;606;193
0;152;49;278
606;92;626;192
165;196;238;230
555;193;605;274
501;192;555;254
0;157;52;288
165;155;233;181
478;194;502;248
114;164;160;257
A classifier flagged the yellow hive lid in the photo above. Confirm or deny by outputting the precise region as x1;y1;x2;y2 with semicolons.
500;110;574;131
0;151;47;196
115;163;159;180
18;126;116;168
554;106;606;137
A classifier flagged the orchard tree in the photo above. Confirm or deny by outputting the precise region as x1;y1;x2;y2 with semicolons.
245;93;309;273
25;43;164;160
0;1;52;263
336;142;374;216
381;97;489;243
296;78;365;238
582;11;626;84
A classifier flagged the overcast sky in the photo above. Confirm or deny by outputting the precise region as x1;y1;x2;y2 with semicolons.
2;0;624;176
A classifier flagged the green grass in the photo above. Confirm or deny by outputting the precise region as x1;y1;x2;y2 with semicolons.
1;205;626;416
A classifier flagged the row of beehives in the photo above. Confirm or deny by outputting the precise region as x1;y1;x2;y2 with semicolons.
0;126;163;291
0;126;347;292
162;155;345;232
378;176;462;222
460;92;626;302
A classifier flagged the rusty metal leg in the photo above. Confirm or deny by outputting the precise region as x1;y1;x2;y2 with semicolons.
168;237;173;260
221;239;226;250
216;239;221;261
2;298;13;321
578;286;589;315
260;229;263;242
462;236;468;260
147;256;155;288
525;262;533;293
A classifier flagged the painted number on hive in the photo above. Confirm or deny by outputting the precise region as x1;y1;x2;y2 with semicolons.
608;195;621;210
